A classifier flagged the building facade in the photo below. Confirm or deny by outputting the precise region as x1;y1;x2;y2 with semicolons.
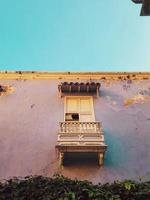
0;72;150;183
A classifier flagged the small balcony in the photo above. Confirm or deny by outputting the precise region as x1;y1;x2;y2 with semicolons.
56;122;107;166
59;121;103;134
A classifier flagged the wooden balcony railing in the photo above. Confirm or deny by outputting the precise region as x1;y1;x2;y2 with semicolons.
56;122;107;166
59;122;103;134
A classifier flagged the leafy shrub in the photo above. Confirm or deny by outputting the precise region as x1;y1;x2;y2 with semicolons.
0;175;150;200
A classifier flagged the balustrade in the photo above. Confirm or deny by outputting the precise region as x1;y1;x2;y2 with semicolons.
59;122;103;134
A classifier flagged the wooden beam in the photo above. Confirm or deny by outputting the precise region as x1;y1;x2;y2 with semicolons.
141;0;150;16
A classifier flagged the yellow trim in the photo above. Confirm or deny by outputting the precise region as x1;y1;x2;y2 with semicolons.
0;71;150;80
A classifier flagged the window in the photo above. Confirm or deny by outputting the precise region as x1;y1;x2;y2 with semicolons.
64;96;95;122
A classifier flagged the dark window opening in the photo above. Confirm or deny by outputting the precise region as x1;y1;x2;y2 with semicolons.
65;113;79;121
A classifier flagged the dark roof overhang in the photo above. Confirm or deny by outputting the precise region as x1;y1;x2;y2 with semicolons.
58;82;101;97
132;0;142;3
132;0;150;16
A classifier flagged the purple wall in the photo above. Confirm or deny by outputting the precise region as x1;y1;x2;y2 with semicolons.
0;79;150;183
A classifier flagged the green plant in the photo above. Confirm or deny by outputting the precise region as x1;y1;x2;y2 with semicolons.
0;175;150;200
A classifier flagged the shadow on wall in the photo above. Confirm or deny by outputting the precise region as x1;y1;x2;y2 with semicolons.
99;89;124;109
58;128;131;169
63;153;99;167
104;129;130;168
100;89;119;98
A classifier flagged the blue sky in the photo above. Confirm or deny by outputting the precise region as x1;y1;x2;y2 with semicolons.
0;0;150;72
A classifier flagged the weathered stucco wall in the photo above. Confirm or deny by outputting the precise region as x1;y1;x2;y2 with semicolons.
0;78;150;183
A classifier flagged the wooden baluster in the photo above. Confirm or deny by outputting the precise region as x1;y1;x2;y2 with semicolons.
78;122;80;133
76;122;77;133
71;122;74;133
90;122;92;133
91;122;93;133
70;122;72;133
68;122;70;133
96;123;98;133
74;122;76;133
85;122;87;133
87;122;89;133
66;122;68;133
65;122;67;133
72;122;74;133
63;122;64;133
62;122;64;133
69;122;73;133
86;122;88;133
79;122;83;132
69;122;71;133
61;123;63;133
92;122;94;133
82;122;84;133
75;122;77;133
68;122;71;133
84;122;87;133
64;122;66;133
